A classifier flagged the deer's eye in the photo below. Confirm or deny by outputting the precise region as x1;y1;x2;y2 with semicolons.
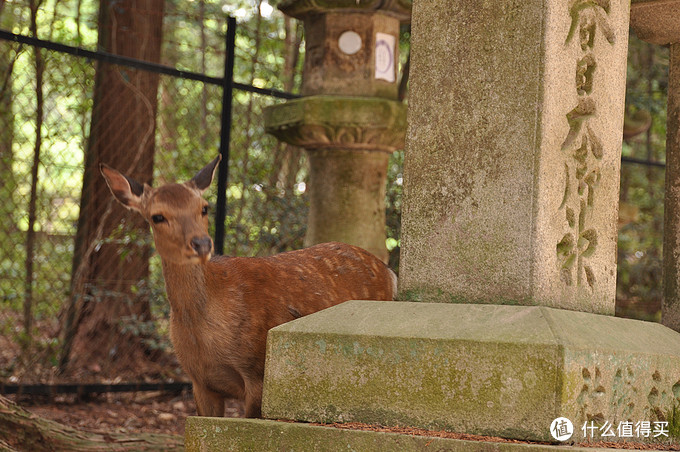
201;205;209;216
151;214;166;224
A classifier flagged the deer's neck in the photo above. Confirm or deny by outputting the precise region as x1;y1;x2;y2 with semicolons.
161;260;209;323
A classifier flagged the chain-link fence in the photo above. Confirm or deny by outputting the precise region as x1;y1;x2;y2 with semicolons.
0;1;310;383
0;1;671;385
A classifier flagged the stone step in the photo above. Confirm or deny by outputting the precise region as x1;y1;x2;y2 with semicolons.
184;417;615;451
261;301;680;443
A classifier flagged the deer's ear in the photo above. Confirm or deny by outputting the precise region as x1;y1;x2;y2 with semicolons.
100;163;145;212
189;155;221;193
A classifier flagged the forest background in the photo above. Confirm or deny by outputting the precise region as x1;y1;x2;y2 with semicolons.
0;0;670;386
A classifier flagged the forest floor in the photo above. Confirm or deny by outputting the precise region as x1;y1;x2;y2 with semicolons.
0;312;244;438
6;390;243;437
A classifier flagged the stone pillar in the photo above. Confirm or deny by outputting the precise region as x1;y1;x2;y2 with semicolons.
666;43;680;330
265;1;409;262
399;0;629;313
264;97;405;262
630;0;680;332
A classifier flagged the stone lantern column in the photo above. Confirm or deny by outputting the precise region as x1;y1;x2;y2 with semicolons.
264;1;410;262
630;0;680;332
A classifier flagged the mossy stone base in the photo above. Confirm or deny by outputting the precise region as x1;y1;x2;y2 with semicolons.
263;95;407;152
262;301;680;443
184;417;615;451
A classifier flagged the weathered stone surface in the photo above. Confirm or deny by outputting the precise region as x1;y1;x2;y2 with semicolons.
305;149;390;261
399;0;629;313
663;43;680;332
630;0;680;45
262;301;680;443
264;96;407;152
185;417;614;452
296;12;403;98
273;0;412;22
264;96;406;261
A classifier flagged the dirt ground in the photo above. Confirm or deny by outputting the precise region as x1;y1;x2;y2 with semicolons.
0;313;244;439
7;391;243;438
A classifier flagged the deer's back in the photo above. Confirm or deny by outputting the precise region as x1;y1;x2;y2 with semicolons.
206;242;396;320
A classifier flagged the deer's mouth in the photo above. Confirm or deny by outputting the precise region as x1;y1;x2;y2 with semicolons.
189;236;213;263
180;253;211;266
198;252;211;264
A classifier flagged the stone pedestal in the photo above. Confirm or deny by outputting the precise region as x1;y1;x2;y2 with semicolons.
630;0;680;332
265;1;410;262
185;417;610;451
186;301;680;448
261;301;680;443
399;0;629;313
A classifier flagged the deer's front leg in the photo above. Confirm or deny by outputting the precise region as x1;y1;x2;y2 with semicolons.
193;382;225;417
243;379;263;418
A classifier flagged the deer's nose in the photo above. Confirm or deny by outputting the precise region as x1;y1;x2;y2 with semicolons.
190;236;213;257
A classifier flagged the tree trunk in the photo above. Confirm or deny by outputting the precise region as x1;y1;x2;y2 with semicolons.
268;16;304;197
60;0;166;378
0;396;182;452
23;0;45;339
231;1;264;254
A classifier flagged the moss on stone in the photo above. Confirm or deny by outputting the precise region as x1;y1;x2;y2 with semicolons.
263;95;407;152
261;301;680;444
185;417;612;452
272;0;412;22
397;286;536;306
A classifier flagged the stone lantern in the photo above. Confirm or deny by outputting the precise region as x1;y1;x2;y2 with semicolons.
629;0;680;332
264;0;411;262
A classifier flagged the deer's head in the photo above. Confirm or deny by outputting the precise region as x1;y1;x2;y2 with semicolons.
100;156;221;265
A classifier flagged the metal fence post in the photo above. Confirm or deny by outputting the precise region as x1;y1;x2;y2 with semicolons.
214;16;236;256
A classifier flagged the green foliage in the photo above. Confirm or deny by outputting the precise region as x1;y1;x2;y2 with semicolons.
668;403;680;441
386;150;403;271
616;32;668;320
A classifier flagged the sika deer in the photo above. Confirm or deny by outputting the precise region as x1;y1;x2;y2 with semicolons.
99;156;397;418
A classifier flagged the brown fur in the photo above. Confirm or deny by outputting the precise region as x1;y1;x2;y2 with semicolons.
99;156;396;418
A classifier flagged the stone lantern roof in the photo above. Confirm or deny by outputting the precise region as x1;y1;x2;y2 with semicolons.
271;0;412;22
630;0;680;45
